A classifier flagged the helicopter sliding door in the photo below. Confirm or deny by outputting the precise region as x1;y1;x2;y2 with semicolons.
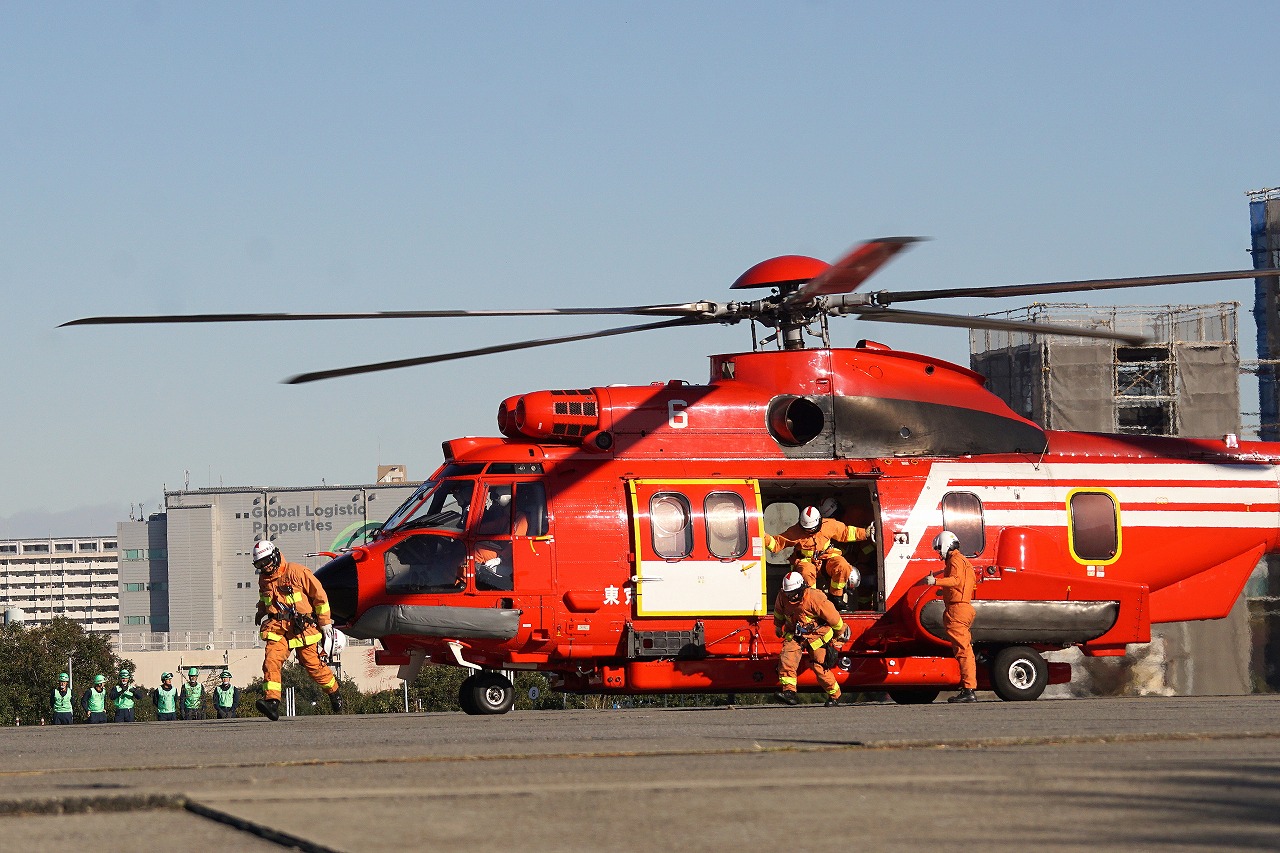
627;479;767;617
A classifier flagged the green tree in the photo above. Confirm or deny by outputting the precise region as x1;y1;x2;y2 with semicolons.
0;618;130;726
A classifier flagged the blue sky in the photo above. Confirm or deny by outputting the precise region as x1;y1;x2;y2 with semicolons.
2;3;1278;537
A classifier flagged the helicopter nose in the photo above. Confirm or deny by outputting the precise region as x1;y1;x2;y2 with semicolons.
315;553;358;624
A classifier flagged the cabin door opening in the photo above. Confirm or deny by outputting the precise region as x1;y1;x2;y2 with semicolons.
758;480;883;613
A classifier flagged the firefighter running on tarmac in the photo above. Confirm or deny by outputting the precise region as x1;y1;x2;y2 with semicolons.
764;505;874;608
924;531;979;704
773;571;848;706
252;539;342;721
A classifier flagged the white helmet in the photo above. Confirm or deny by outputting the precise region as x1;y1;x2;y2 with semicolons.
819;497;839;517
781;571;805;594
799;506;821;531
932;531;959;558
252;539;281;573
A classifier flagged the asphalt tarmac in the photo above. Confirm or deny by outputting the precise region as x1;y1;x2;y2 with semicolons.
2;694;1279;852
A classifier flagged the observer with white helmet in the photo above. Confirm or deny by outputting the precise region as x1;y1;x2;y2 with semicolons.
924;528;979;704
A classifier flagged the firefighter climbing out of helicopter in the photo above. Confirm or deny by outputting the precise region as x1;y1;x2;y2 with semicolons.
252;539;342;721
925;531;979;704
763;504;873;607
772;571;849;706
819;497;880;609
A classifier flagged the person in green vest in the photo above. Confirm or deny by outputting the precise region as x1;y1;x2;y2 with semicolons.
110;669;142;723
151;672;179;721
81;674;109;723
213;670;241;719
179;667;205;720
50;673;74;725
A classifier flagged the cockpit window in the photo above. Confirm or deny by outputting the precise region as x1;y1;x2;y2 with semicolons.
382;464;485;532
385;480;476;534
385;533;466;593
382;480;436;531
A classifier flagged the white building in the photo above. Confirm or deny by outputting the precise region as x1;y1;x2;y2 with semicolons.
0;536;120;631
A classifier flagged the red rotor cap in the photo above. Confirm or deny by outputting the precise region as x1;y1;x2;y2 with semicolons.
731;255;830;290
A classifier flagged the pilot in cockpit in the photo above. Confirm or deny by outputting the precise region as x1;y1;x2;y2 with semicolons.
473;486;529;591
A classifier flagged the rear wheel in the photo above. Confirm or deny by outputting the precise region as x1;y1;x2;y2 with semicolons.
990;646;1048;701
887;688;940;705
459;671;515;715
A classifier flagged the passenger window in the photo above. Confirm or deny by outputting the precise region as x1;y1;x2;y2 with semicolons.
1069;491;1119;562
705;492;748;559
650;493;693;559
941;491;985;557
385;534;466;593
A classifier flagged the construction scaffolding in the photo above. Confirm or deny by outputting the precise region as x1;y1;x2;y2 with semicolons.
969;303;1240;438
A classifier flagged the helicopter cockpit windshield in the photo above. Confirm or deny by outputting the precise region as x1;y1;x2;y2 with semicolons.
381;464;485;535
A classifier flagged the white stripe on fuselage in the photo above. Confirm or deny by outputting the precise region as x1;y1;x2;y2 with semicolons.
883;460;1280;600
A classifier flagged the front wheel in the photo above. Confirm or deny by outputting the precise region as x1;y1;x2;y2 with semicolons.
459;671;515;715
990;646;1048;701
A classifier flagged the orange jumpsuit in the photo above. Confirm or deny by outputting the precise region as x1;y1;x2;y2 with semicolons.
773;587;846;701
764;518;869;596
474;510;530;566
256;559;338;702
934;550;978;690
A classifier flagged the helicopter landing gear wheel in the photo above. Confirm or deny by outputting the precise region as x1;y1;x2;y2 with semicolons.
458;671;515;715
887;688;940;705
990;646;1048;701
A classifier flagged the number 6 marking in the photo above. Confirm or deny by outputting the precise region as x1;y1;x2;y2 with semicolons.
668;400;689;429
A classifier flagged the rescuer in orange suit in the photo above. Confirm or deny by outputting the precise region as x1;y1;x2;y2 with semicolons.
924;531;978;703
764;505;873;606
252;540;343;721
772;571;848;706
819;497;879;609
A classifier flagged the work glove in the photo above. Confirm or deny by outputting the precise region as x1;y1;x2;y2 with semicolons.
866;522;876;544
774;622;785;639
483;557;502;570
924;574;937;586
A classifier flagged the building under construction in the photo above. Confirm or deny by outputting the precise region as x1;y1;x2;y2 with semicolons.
971;302;1252;696
970;302;1241;438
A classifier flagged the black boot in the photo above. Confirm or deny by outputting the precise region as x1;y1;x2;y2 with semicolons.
947;688;978;704
329;692;344;713
824;694;842;707
775;690;799;705
255;698;280;721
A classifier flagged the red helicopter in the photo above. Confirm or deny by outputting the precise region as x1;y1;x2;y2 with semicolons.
66;239;1280;713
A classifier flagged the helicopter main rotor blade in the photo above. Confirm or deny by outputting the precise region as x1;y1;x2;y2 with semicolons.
285;316;710;384
60;303;715;327
786;237;926;305
851;306;1148;345
877;268;1280;305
